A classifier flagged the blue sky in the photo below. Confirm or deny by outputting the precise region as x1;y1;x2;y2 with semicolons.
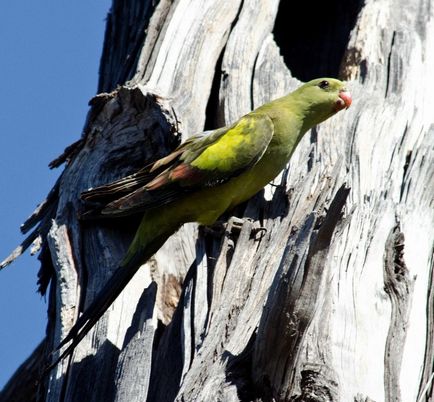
0;2;111;388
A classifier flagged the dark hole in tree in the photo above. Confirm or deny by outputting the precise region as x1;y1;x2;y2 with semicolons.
273;0;363;82
204;47;226;131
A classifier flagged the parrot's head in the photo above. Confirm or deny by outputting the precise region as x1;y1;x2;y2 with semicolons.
295;78;352;128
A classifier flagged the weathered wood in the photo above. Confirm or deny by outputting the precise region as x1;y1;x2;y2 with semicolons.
0;340;46;402
1;0;434;401
252;184;350;401
383;226;414;402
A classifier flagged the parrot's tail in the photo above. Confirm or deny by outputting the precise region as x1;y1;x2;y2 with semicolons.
45;212;181;374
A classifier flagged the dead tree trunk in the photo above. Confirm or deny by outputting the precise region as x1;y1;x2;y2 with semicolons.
1;0;433;401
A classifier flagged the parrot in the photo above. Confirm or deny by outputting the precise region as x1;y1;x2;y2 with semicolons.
50;78;352;369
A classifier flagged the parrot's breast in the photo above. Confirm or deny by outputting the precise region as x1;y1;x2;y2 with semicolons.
170;146;290;226
157;107;303;226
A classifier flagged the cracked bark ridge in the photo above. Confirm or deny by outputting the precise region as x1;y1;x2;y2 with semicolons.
291;366;339;402
383;225;414;402
252;185;350;401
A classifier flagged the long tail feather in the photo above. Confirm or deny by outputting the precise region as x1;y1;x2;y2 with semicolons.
44;230;174;374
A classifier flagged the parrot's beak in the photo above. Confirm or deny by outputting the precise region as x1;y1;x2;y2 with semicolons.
337;89;352;110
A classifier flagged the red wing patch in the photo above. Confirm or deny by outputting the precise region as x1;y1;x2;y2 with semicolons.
145;171;171;191
170;163;198;180
145;163;204;191
169;163;204;186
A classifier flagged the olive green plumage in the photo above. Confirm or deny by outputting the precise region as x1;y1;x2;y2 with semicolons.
52;78;351;367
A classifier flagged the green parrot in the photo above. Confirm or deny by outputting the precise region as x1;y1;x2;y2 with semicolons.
52;78;351;367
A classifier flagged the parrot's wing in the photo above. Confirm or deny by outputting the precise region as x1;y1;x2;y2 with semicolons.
83;112;274;218
80;130;228;217
81;166;156;204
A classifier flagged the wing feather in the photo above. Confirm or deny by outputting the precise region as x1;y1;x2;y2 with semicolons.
81;166;155;203
81;112;274;218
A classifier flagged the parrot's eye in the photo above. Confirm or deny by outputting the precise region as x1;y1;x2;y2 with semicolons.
318;80;329;89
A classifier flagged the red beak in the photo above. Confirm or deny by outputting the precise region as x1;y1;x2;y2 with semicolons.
338;90;352;109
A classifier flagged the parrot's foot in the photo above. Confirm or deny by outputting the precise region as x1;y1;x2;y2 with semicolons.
227;216;247;232
202;217;266;239
226;217;267;239
201;217;247;237
227;217;267;240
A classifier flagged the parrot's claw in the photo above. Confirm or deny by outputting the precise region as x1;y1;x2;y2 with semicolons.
226;217;267;239
251;226;267;240
227;217;267;240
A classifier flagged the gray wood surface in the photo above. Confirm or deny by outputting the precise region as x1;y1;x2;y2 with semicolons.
1;0;433;401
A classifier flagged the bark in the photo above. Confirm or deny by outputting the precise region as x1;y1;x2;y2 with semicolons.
1;0;434;401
